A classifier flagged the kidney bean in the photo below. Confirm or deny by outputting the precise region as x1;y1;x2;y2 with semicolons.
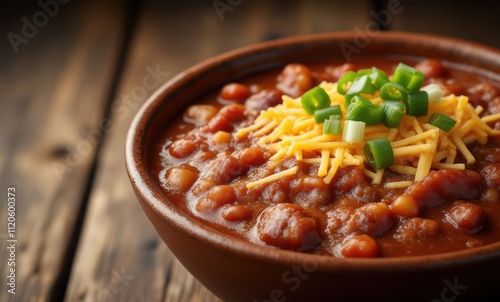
395;218;440;241
168;137;200;158
481;188;499;202
221;204;253;221
330;166;368;195
290;176;331;208
195;185;236;213
235;147;267;167
349;184;380;203
390;195;419;218
164;167;199;192
278;156;310;172
404;170;483;208
415;59;445;78
343;203;392;236
261;181;289;205
213;149;267;185
487;97;500;115
340;234;379;258
471;145;500;168
245;88;283;112
329;166;378;202
325;63;358;81
201;104;246;133
257;203;321;250
211;131;232;145
276;63;314;98
445;202;485;233
481;164;500;189
189;151;216;170
192;178;217;196
219;83;251;102
326;198;362;233
468;82;499;103
211;156;247;184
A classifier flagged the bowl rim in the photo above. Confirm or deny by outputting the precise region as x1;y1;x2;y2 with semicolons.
126;31;500;271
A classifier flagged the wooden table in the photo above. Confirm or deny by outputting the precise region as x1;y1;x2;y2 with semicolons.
1;0;500;301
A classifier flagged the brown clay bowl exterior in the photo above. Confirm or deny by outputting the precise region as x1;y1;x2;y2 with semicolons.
126;32;500;302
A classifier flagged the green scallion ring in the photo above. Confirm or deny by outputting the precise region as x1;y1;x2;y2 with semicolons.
356;67;390;90
314;105;342;123
382;101;406;128
380;82;407;102
347;96;384;126
356;68;372;76
301;86;330;115
405;91;429;117
345;75;376;107
368;67;390;90
364;138;394;170
323;115;342;135
429;113;457;132
337;71;358;95
391;63;425;92
347;74;376;95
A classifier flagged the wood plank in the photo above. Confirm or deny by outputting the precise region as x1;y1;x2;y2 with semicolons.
64;1;373;301
0;0;125;301
63;2;214;300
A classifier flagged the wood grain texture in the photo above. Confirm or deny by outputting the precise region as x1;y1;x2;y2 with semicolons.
64;2;220;300
0;0;125;301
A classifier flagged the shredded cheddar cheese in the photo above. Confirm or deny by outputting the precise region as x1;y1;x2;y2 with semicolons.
238;81;500;189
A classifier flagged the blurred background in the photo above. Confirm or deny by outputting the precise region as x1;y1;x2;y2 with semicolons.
1;0;500;301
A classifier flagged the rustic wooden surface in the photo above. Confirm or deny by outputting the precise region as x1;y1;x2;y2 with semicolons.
0;0;126;301
1;0;500;301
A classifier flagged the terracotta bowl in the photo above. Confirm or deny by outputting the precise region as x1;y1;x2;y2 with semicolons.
126;32;500;302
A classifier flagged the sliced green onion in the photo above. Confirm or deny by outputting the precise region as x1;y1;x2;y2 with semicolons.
380;82;407;102
314;105;342;123
301;86;330;114
323;115;342;135
405;91;429;117
342;120;365;143
365;139;394;170
391;63;424;92
348;95;372;109
337;71;358;95
368;67;390;90
348;75;376;94
421;83;445;103
345;75;376;107
345;93;359;108
356;67;389;90
347;96;384;126
356;68;372;76
429;113;456;132
382;101;406;128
